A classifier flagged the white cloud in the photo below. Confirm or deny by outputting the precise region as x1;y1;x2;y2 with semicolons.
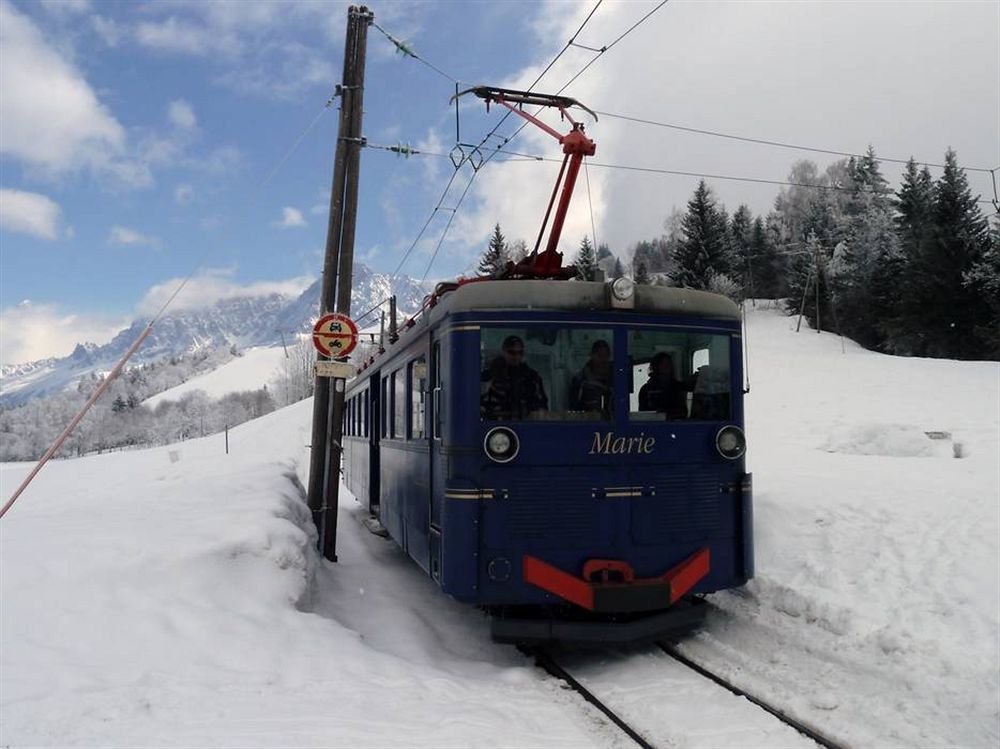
0;300;125;365
174;184;193;205
136;268;314;316
273;206;306;228
0;189;62;240
310;203;327;215
167;99;197;130
0;1;147;186
91;14;122;47
451;0;999;268
136;16;239;57
108;225;159;248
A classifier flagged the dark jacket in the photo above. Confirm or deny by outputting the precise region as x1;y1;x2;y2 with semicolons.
638;376;691;419
571;363;612;415
481;358;548;419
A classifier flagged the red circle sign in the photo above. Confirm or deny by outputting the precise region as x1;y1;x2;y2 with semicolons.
312;313;359;358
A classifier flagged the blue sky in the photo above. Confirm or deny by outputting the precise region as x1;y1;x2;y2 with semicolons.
2;0;997;364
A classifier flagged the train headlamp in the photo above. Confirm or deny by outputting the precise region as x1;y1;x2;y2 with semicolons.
484;427;519;463
608;277;635;309
715;426;746;460
611;276;634;300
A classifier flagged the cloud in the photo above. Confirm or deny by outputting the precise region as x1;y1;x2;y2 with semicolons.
90;14;122;47
108;225;159;247
136;16;239;57
450;0;999;268
168;99;197;130
0;189;62;240
136;268;314;316
0;300;125;365
0;1;148;186
273;206;306;228
174;184;193;205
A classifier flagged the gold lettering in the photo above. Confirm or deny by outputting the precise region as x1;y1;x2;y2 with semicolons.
590;431;613;454
590;431;657;455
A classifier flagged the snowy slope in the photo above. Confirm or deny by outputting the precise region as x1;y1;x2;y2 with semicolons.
144;346;289;407
1;303;997;747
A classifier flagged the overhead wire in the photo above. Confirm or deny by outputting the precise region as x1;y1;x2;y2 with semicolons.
592;109;998;174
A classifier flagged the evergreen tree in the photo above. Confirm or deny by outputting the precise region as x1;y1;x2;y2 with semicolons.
963;219;1000;357
730;205;754;297
634;260;650;285
478;223;509;277
749;216;782;298
575;236;598;281
509;238;529;263
612;257;625;279
673;180;734;290
902;149;990;358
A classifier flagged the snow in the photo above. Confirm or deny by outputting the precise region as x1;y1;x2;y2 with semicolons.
2;302;998;747
144;346;289;406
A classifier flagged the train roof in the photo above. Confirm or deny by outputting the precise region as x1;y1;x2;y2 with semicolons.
427;280;741;322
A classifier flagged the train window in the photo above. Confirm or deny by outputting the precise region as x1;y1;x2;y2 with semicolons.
410;357;427;439
394;368;406;438
480;327;613;421
628;330;731;421
362;389;368;438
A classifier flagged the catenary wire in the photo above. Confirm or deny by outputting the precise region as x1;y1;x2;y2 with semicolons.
592;109;998;174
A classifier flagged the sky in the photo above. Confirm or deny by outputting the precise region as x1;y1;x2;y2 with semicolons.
1;0;997;365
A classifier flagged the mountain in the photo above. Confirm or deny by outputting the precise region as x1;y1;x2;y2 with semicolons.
0;264;429;406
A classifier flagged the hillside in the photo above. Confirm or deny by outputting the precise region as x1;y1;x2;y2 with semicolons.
0;264;428;406
1;304;997;747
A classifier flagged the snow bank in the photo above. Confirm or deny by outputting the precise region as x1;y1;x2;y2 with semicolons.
679;302;1000;748
0;402;609;747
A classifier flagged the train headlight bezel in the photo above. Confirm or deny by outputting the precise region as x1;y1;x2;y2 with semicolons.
484;426;519;463
715;425;746;460
608;277;635;309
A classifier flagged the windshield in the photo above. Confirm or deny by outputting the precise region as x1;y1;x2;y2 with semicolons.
480;327;613;421
629;329;731;421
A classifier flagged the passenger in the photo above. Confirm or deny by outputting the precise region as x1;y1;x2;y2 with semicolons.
571;339;613;416
480;335;548;419
638;352;694;419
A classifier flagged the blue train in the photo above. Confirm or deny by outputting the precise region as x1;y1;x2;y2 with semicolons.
342;276;753;644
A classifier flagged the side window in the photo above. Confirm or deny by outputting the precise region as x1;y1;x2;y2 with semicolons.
394;368;406;438
410;357;427;439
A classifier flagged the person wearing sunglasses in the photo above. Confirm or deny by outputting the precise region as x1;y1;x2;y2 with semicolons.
480;335;548;420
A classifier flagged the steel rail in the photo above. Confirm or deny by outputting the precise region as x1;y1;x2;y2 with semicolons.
518;646;656;749
658;643;848;749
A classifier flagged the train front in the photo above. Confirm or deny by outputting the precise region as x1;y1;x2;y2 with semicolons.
435;279;753;644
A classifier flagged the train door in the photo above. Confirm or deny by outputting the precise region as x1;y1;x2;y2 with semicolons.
367;370;380;517
428;338;445;583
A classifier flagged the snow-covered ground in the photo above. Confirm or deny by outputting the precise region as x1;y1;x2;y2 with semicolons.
2;304;997;747
144;346;289;407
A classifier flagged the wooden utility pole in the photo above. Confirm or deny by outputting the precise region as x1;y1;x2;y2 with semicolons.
307;5;373;562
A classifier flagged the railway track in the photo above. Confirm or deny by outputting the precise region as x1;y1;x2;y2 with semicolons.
520;643;848;749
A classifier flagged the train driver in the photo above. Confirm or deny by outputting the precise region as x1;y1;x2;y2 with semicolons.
480;335;549;419
638;352;695;419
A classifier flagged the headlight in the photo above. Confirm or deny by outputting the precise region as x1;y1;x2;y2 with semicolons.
611;276;635;300
715;426;746;460
484;426;519;463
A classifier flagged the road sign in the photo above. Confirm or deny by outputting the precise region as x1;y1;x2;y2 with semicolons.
312;313;359;358
314;360;356;379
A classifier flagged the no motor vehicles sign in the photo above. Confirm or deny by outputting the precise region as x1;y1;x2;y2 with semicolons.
312;313;359;358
